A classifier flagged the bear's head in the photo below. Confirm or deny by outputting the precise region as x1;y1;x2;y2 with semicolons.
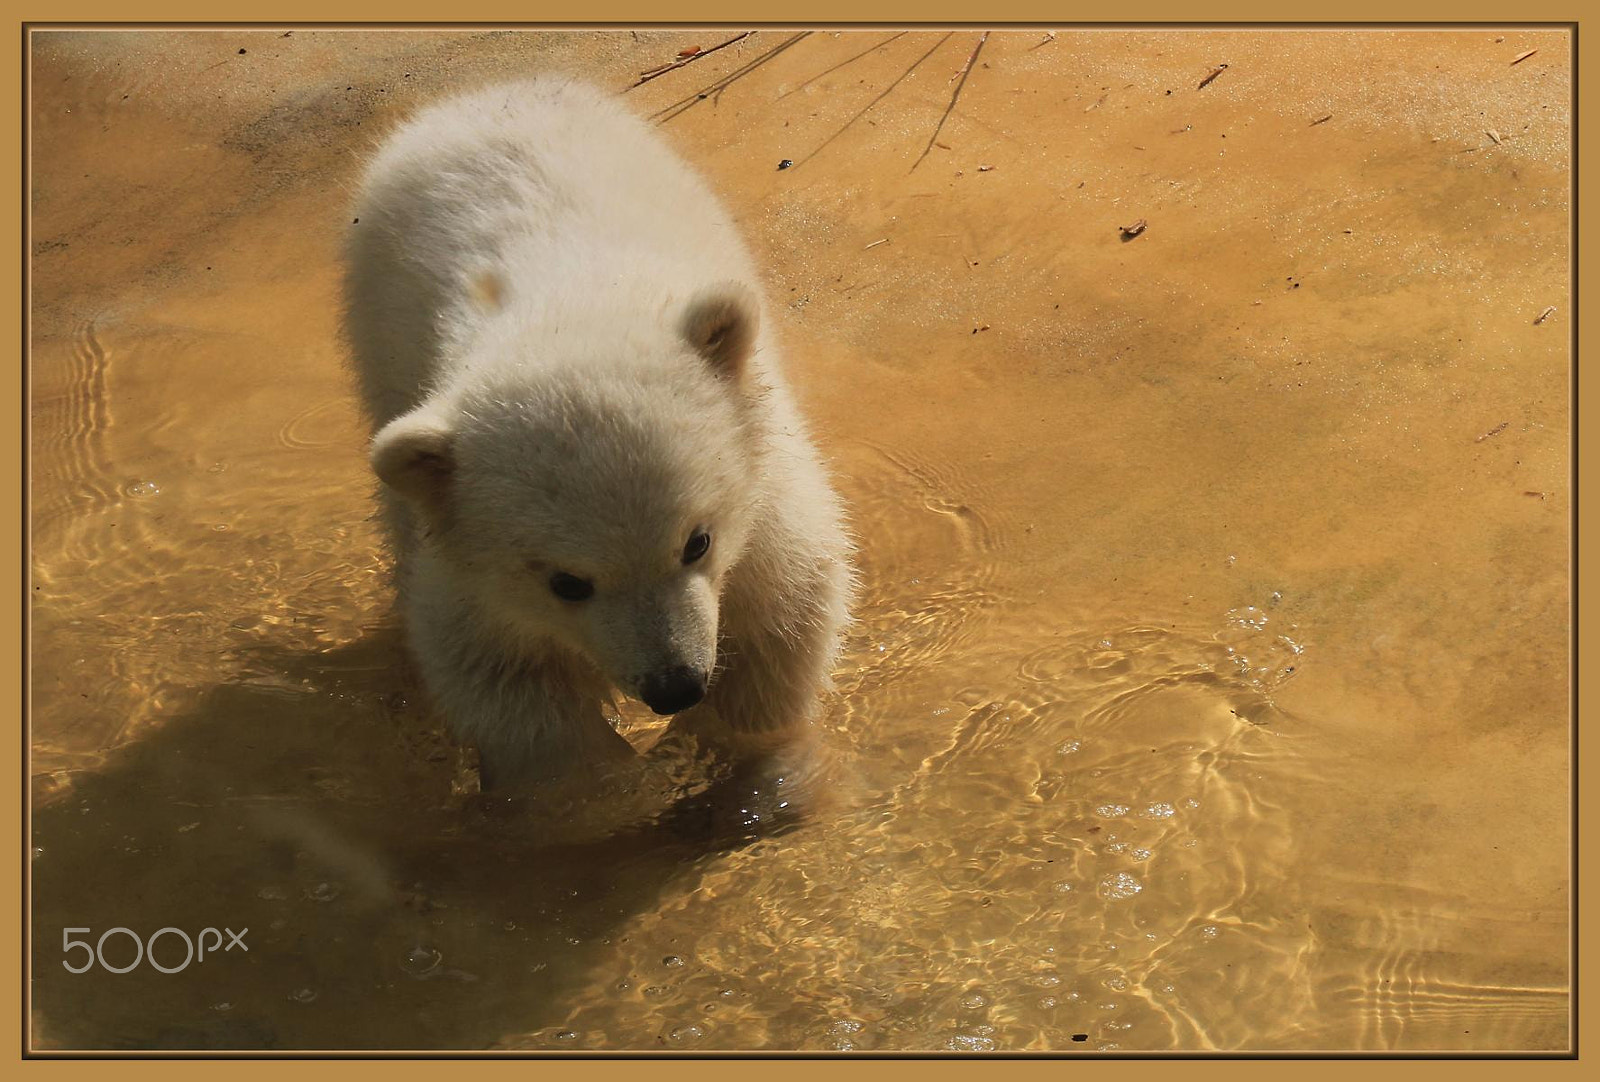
370;284;765;716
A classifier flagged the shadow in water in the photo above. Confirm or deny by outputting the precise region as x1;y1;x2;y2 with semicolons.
31;627;814;1050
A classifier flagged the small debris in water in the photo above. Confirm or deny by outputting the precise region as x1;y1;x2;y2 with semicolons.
1534;305;1557;324
1486;129;1503;145
1524;491;1548;500
288;988;318;1003
1310;114;1333;126
1118;218;1147;240
863;238;888;250
1197;62;1229;89
1072;1033;1089;1042
678;46;702;58
977;164;994;172
663;954;685;968
1475;421;1509;443
777;159;794;170
1511;48;1539;65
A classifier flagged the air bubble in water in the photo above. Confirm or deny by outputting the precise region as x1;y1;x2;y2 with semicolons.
1098;873;1142;900
401;945;442;977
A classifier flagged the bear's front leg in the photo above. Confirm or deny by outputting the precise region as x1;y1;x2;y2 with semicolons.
408;602;637;791
664;559;850;760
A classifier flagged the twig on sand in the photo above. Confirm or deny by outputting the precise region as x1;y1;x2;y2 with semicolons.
629;32;753;89
790;32;952;169
651;32;811;123
778;31;906;100
1197;62;1229;90
910;31;988;173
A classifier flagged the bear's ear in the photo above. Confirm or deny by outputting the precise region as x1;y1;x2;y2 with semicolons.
680;283;760;380
371;407;456;524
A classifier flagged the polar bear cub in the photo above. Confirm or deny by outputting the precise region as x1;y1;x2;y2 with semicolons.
341;77;853;788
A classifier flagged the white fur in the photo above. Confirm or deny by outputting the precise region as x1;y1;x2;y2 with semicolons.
342;77;853;787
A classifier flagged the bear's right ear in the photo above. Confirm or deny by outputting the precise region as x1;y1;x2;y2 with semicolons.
371;408;456;524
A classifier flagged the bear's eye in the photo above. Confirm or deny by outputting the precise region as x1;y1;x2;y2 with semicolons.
549;571;595;602
682;529;711;565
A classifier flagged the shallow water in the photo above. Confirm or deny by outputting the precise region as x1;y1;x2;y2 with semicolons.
29;28;1570;1051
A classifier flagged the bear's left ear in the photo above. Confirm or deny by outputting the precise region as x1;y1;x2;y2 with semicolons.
680;283;760;380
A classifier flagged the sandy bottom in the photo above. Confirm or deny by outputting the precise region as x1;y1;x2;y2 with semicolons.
29;28;1569;1051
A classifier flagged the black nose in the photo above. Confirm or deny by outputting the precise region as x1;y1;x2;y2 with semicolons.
639;666;707;716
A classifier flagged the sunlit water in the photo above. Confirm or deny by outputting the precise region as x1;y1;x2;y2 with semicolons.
29;29;1569;1051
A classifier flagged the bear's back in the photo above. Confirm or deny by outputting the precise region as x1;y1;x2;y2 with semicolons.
343;76;758;427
